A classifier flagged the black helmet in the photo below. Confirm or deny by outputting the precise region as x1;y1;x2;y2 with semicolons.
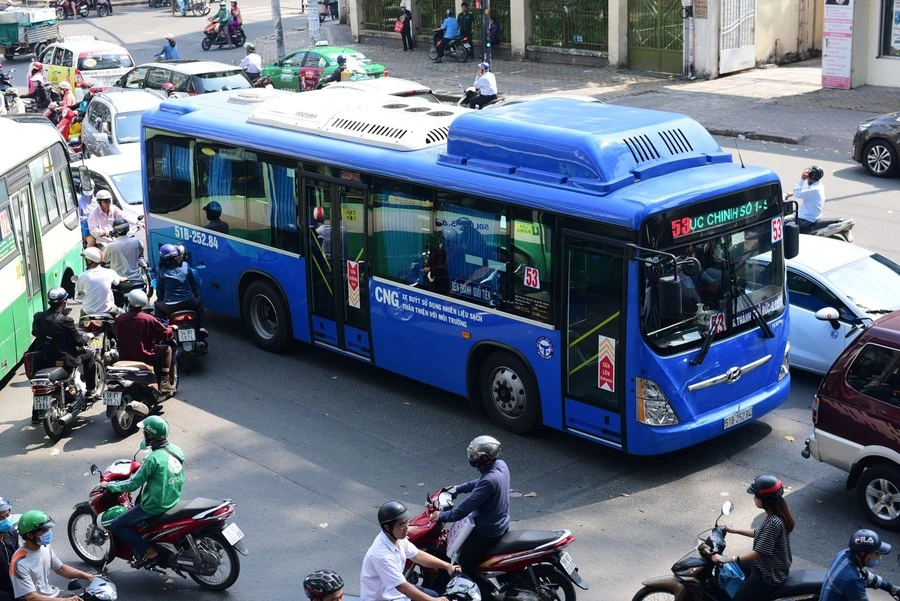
850;529;891;554
304;570;344;600
446;8;453;17
807;165;824;181
336;54;346;65
112;217;129;236
203;201;223;220
747;475;784;498
48;287;69;306
445;575;481;601
377;500;409;526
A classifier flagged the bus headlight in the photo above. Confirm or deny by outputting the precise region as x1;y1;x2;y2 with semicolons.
778;342;790;381
636;378;679;426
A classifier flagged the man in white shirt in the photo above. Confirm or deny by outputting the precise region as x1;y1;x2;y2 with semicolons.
75;246;125;315
792;165;825;231
470;62;498;109
87;190;133;247
239;43;262;83
361;501;458;601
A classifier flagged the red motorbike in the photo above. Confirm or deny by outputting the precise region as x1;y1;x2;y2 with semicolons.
66;456;248;590
406;489;588;601
56;0;90;18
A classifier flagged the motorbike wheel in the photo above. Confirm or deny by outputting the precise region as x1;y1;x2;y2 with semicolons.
67;506;110;568
97;3;109;15
632;587;676;601
94;361;107;395
110;393;140;437
193;2;210;15
177;348;193;373
234;29;246;47
201;37;212;51
530;565;577;601
427;44;439;61
242;279;290;352
79;4;89;16
857;464;900;531
450;44;468;63
479;351;540;434
43;398;67;441
188;531;241;590
56;6;67;19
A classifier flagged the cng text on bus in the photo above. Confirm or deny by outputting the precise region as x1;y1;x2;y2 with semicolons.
374;285;483;328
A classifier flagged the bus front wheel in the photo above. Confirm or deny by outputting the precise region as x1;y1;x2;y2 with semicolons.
242;280;289;353
479;352;540;434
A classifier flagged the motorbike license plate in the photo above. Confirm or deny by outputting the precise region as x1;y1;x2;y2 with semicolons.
724;407;753;430
88;336;103;350
33;395;53;410
103;391;122;406
178;328;196;342
559;551;577;575
222;522;244;546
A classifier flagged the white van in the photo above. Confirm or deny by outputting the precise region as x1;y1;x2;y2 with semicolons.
40;36;135;96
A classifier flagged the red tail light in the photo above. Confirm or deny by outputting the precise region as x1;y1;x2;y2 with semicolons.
31;382;56;394
209;504;235;521
812;395;819;424
383;69;389;77
172;314;193;323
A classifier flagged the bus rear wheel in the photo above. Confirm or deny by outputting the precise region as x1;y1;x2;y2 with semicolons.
479;351;540;434
242;280;289;353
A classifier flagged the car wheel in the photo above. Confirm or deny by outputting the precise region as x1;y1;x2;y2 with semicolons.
4;49;15;61
857;464;900;531
863;139;898;178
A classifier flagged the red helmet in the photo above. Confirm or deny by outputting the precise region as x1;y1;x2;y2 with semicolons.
162;82;175;92
313;206;325;222
30;61;43;71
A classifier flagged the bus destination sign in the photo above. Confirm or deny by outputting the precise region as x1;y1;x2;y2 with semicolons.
671;198;769;240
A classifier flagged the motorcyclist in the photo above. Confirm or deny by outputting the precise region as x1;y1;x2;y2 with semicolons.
30;287;101;406
162;82;178;98
819;529;900;601
361;500;458;601
229;0;242;36
58;81;76;109
104;217;145;287
87;189;131;246
318;55;348;87
791;165;825;232
21;77;53;111
213;1;234;49
433;435;509;599
0;496;18;601
10;510;94;601
76;82;95;118
3;87;22;115
468;62;497;109
239;43;261;83
304;570;345;601
75;246;125;315
100;416;185;568
113;290;176;393
154;243;207;334
432;8;460;63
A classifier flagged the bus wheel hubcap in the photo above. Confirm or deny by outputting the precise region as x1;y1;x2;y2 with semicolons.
489;366;526;419
250;295;277;340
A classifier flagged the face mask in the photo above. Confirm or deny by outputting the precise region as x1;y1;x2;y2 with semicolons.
0;518;13;533
38;531;53;547
866;557;880;568
468;458;480;468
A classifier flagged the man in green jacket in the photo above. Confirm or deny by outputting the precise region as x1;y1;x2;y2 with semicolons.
457;2;475;58
100;416;185;567
214;1;234;48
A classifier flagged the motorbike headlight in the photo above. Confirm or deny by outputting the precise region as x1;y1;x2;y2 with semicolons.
636;378;679;426
675;565;704;577
778;342;790;381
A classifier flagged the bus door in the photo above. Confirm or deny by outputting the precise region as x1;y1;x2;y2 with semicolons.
8;182;43;315
563;237;626;449
305;177;371;359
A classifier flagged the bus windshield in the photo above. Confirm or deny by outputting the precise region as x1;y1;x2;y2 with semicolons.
641;216;785;352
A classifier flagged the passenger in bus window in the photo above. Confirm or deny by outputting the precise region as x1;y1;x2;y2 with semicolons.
424;231;450;293
313;206;346;260
203;202;230;234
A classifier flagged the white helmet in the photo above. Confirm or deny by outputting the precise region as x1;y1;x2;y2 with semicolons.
95;190;112;203
126;289;149;309
82;247;103;265
59;81;71;90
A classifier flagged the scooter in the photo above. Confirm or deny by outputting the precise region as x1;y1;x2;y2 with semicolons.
784;193;855;242
55;0;90;19
30;360;100;441
457;84;502;109
632;501;825;601
0;67;15;92
407;488;588;601
201;18;246;50
67;455;247;590
429;35;471;63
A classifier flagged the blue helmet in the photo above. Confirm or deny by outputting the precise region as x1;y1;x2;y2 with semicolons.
159;243;180;262
48;287;69;306
478;62;490;71
336;54;346;65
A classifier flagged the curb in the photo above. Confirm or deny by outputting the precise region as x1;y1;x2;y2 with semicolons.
706;128;802;145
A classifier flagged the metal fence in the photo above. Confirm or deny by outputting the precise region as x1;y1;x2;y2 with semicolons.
418;0;456;33
532;0;608;52
361;0;404;32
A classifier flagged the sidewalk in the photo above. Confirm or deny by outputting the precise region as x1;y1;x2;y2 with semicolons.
255;22;900;148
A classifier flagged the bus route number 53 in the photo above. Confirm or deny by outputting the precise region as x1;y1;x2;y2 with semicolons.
174;226;219;249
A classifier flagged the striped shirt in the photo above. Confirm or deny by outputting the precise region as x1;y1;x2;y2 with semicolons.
753;514;792;585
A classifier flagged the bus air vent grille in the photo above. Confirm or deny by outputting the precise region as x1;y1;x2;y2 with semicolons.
426;127;450;144
623;134;660;164
657;128;693;155
330;118;409;140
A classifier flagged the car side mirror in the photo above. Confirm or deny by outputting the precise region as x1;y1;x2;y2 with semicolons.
815;307;841;330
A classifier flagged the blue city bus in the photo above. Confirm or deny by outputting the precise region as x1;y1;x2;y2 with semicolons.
141;89;793;455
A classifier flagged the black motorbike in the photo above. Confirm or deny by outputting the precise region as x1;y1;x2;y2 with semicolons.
428;34;471;63
104;338;179;437
632;501;825;601
30;361;100;441
0;68;14;92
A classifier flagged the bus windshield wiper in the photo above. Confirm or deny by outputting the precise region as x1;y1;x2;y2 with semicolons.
736;285;775;338
690;325;715;366
690;300;727;367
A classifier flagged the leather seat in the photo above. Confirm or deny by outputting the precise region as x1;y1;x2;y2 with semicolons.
486;530;563;555
145;497;223;526
34;367;69;382
772;570;826;597
110;361;155;372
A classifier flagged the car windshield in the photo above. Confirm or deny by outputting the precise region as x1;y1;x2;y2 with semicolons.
641;219;785;351
108;170;142;205
825;253;900;314
78;52;133;71
114;111;142;144
194;71;251;93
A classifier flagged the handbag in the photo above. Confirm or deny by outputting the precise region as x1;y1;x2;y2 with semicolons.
716;562;745;599
394;18;404;33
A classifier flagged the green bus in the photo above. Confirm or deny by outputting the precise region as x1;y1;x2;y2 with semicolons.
0;118;84;381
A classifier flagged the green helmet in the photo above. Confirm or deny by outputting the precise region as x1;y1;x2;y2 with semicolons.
18;510;55;536
139;415;169;440
98;505;127;531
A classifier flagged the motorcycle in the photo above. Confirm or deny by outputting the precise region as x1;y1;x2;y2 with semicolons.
632;501;825;601
64;575;118;600
4;89;25;114
406;488;588;601
67;455;247;590
201;18;246;50
56;0;90;19
429;35;472;63
784;194;855;242
0;67;15;92
164;310;206;372
30;360;99;441
457;84;502;109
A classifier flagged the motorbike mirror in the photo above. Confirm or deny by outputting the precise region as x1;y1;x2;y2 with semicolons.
70;275;78;284
137;215;144;221
78;165;93;194
722;501;734;516
815;307;841;330
90;464;99;475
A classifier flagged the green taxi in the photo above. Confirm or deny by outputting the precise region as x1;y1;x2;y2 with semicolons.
260;41;388;91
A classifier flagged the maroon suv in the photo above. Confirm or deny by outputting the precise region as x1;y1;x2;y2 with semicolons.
804;310;900;530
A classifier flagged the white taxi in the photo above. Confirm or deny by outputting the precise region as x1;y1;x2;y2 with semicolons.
39;36;135;97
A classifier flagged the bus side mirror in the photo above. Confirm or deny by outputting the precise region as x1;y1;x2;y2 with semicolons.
783;221;800;259
658;275;682;320
79;165;93;195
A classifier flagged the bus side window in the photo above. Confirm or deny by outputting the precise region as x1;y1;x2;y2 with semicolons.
510;210;554;323
196;145;248;237
146;133;193;218
370;178;433;288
